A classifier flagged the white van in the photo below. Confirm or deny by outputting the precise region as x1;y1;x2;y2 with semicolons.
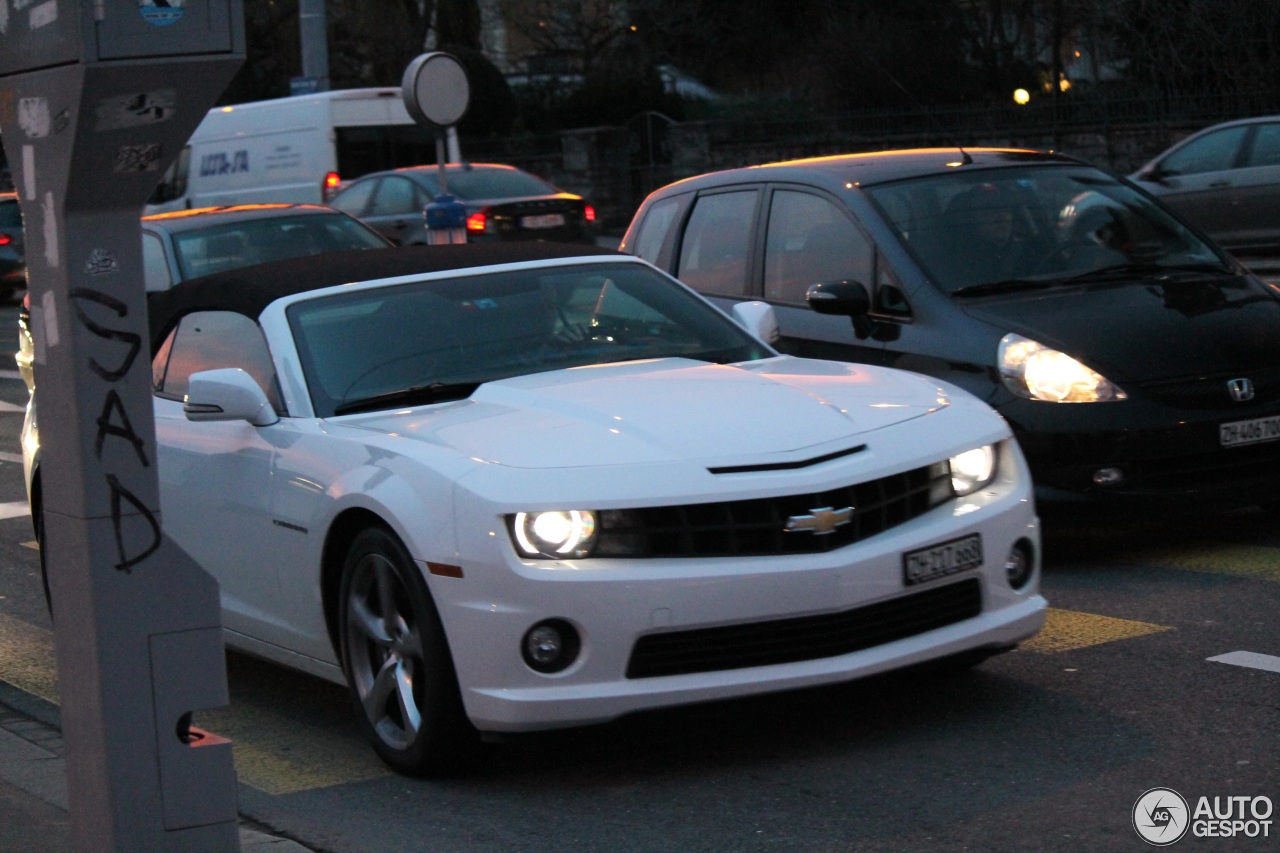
146;88;438;213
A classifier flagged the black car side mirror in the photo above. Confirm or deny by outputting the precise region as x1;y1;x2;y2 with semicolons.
807;280;876;339
807;280;870;316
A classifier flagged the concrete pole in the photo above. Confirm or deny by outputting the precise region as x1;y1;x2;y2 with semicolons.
299;0;331;92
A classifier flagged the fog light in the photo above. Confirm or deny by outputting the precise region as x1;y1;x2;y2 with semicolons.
1005;539;1035;590
521;619;581;674
1092;467;1124;486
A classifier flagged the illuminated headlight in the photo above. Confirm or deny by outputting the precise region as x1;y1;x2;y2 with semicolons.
950;444;998;496
998;333;1126;403
511;511;599;559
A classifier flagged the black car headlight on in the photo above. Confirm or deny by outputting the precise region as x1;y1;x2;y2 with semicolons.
511;510;599;559
998;333;1127;403
950;444;998;496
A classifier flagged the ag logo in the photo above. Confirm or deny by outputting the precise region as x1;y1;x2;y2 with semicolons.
1133;787;1190;846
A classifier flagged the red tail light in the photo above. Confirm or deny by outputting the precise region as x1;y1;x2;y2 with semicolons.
466;210;488;233
0;233;10;246
584;205;596;223
322;172;342;201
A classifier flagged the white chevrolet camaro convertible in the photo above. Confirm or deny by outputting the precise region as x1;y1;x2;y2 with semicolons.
24;243;1046;775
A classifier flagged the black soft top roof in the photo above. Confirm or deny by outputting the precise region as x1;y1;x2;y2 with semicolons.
147;242;622;346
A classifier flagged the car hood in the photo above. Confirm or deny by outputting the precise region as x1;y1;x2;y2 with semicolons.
959;274;1280;383
344;357;949;469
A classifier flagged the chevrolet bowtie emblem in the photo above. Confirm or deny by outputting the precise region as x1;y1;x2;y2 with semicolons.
784;506;853;535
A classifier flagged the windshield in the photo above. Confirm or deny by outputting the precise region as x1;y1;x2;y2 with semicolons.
864;165;1230;295
170;213;388;280
287;262;773;418
413;167;560;200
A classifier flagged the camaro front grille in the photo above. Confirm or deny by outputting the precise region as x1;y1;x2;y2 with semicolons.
626;578;983;679
593;462;951;558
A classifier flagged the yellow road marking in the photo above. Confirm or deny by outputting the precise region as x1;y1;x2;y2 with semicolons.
1134;543;1280;582
1023;608;1172;653
0;612;59;703
0;613;388;794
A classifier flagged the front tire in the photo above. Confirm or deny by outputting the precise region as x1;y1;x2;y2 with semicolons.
338;526;475;775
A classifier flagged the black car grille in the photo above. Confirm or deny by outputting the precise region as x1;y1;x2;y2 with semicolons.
1137;367;1280;409
626;577;983;678
593;462;952;558
1023;420;1280;496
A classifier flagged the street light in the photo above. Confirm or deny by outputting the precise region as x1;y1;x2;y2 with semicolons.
1014;88;1031;105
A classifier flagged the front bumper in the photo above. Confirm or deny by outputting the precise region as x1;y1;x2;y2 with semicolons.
432;471;1043;732
1000;393;1280;509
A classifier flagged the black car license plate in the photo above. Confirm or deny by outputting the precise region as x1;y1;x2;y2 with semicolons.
903;533;983;586
1220;414;1280;447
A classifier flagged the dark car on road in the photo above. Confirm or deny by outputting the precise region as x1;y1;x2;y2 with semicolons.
17;203;391;391
0;192;25;302
139;202;391;290
621;148;1280;512
329;163;597;246
1129;115;1280;259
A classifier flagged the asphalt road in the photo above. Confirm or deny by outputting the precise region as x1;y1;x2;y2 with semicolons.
0;299;1277;853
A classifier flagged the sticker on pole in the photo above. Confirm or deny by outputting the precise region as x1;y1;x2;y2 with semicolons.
139;0;186;27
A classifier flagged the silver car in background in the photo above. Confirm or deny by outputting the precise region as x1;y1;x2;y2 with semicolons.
1130;115;1280;259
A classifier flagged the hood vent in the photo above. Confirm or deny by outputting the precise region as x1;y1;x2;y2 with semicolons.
708;444;866;475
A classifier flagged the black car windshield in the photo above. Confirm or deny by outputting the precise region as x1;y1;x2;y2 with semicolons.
169;212;389;280
413;167;560;200
287;262;773;417
864;165;1231;296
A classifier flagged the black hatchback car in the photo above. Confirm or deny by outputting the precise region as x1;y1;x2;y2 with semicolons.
621;148;1280;511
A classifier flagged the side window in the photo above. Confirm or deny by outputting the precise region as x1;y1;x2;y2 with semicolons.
369;176;419;216
1246;122;1280;168
763;190;874;305
630;196;682;263
1161;126;1248;175
153;311;284;413
676;190;757;297
330;179;376;216
141;231;173;291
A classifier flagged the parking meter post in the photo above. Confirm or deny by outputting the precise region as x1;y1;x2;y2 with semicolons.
0;2;244;851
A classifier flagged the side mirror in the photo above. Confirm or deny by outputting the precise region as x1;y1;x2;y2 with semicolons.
731;300;779;345
807;280;875;340
807;280;871;317
1136;164;1171;184
184;368;279;426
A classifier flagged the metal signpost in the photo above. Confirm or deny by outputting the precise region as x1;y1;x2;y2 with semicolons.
402;51;471;244
0;1;244;850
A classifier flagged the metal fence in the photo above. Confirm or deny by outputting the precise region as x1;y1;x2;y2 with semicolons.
463;90;1280;231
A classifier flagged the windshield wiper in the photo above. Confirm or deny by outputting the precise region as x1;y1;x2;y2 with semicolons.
951;279;1054;298
334;381;480;416
1065;261;1229;284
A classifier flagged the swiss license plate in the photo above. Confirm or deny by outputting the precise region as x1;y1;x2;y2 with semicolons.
1220;414;1280;447
521;213;565;229
903;533;983;586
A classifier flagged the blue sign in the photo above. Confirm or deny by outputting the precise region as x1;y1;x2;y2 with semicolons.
139;0;187;27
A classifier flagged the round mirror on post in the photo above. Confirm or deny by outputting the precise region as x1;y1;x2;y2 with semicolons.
401;52;472;244
401;51;471;130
